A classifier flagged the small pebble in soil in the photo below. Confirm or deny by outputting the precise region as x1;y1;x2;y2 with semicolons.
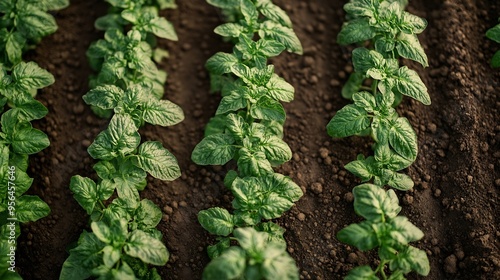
467;175;473;183
311;182;323;194
434;189;441;197
297;213;306;221
444;254;458;274
344;192;354;203
347;252;358;264
81;139;91;148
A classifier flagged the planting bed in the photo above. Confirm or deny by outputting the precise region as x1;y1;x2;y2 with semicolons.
13;0;499;279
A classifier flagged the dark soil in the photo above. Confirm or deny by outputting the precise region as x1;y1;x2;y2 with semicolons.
15;0;499;279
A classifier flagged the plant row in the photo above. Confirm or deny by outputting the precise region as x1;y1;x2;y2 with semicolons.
0;0;69;277
60;0;184;279
327;0;430;279
190;0;304;279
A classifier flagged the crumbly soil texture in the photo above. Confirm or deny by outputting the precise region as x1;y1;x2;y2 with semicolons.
15;0;499;279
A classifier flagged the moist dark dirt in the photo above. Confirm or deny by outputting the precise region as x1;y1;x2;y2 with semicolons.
14;0;500;279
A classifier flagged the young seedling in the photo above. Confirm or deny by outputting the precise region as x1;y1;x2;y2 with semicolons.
60;0;183;278
327;0;430;278
486;20;500;68
192;0;303;278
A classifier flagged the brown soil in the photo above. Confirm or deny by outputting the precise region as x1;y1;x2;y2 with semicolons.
15;0;499;279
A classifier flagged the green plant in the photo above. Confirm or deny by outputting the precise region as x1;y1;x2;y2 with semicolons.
202;227;299;280
0;0;68;277
0;0;69;68
486;20;500;68
327;0;430;279
60;0;183;278
191;0;303;279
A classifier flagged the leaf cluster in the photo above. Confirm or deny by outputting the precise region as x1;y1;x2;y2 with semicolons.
338;0;428;99
338;184;430;279
0;0;69;68
202;227;299;280
86;0;178;108
486;21;500;68
61;201;168;280
193;1;302;279
62;1;183;278
0;144;50;224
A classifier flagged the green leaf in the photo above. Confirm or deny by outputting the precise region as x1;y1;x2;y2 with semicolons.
388;172;414;191
5;32;25;66
133;141;181;181
135;199;162;230
225;114;247;141
207;237;231;260
353;184;401;222
344;0;377;18
250;96;286;122
237;149;273;177
240;0;258;23
261;246;299;280
491;50;500;68
88;114;140;160
353;91;376;112
393;66;430;104
345;157;374;182
342;72;365;99
337;18;375;45
143;99;184;127
401;12;427;34
234;227;266;252
214;23;244;38
258;136;292;165
389;117;418;161
390;216;424;245
259;2;292;27
192;134;236;165
206;0;238;8
17;8;58;39
145;17;178;41
352;48;383;75
125;230;169;266
327;104;370;138
206;52;239;75
70;175;99;215
198;207;234;236
16;195;50;223
203;246;246;280
260;21;303;54
337;221;378;251
396;33;428;67
389;245;429;276
83;85;124;110
344;266;379;280
9;122;50;155
266;74;294;102
216;91;247;115
12;61;55;90
255;222;286;245
60;232;103;280
11;100;48;121
486;24;500;43
102;245;121;268
232;174;302;220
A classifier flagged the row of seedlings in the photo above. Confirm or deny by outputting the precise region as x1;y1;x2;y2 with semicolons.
0;0;69;277
191;0;304;279
327;0;431;279
60;0;184;279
